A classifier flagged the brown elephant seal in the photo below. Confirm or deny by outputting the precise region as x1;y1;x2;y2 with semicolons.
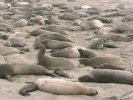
79;56;122;66
78;49;97;59
0;23;13;33
34;33;73;49
101;34;132;42
38;43;76;70
51;47;80;58
102;12;126;17
40;25;67;35
58;13;80;20
0;63;57;81
41;39;72;49
19;78;98;96
92;64;125;70
54;68;69;78
78;69;133;85
113;22;133;33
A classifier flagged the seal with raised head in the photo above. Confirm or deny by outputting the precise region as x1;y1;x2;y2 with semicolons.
38;43;76;70
0;63;57;81
78;69;133;85
19;78;98;96
79;56;122;66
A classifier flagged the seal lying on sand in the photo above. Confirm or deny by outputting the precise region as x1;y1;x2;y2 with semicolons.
92;64;125;70
41;39;72;49
19;78;98;96
38;43;76;70
79;56;122;66
78;69;133;85
0;63;57;81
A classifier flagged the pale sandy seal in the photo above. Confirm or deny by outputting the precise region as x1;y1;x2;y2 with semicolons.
40;25;67;35
78;69;133;85
79;56;122;66
88;38;107;49
19;78;98;96
14;19;28;27
38;43;76;70
0;63;57;81
0;23;13;32
40;39;72;49
80;19;104;30
92;64;125;70
51;47;80;58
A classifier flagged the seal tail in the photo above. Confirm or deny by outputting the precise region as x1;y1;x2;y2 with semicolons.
19;82;38;96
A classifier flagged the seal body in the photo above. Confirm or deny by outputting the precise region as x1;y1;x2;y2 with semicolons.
51;47;80;58
38;44;76;70
41;39;72;49
78;69;133;84
92;64;125;70
0;63;56;81
79;56;122;66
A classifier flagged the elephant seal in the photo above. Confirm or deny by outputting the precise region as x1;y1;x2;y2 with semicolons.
78;49;97;59
78;69;133;84
58;13;80;20
92;64;125;70
122;14;133;22
40;25;67;35
0;63;57;81
19;78;98;96
88;38;107;49
34;33;73;49
51;47;80;58
41;39;72;49
79;56;122;66
38;43;76;70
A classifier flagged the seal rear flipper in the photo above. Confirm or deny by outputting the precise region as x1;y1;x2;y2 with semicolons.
54;68;70;78
19;82;38;96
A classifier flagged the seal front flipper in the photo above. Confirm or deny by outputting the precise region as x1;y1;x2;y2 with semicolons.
5;74;14;82
19;82;38;96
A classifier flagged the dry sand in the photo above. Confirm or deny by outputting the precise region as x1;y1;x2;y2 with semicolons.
0;0;133;100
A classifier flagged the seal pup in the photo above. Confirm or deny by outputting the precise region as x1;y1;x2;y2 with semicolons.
19;78;98;96
0;63;57;81
51;47;80;58
79;56;122;66
38;43;76;70
78;69;133;85
92;64;125;70
40;39;72;49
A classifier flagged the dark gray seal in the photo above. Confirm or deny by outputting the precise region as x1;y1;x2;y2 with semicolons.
0;63;57;81
78;69;133;85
